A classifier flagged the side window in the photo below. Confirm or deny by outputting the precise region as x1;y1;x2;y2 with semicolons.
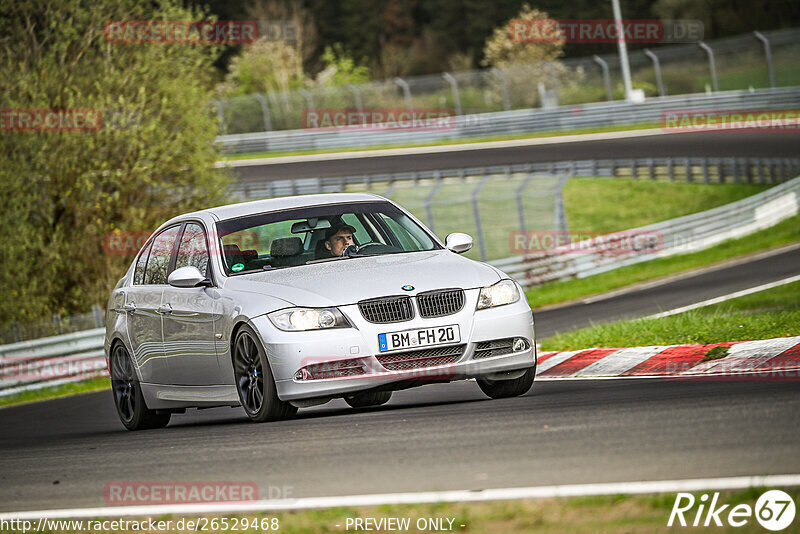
175;223;210;277
341;214;372;245
145;226;179;285
381;214;422;249
133;240;153;285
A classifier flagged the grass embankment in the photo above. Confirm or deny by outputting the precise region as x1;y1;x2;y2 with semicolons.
219;122;660;161
539;281;800;351
527;213;799;310
4;488;794;533
0;377;110;409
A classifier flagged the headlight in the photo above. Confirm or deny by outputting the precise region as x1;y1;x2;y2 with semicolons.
268;307;351;331
476;279;520;310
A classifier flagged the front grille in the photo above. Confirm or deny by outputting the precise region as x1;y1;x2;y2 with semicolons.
417;289;465;318
300;358;367;380
358;296;414;323
377;344;466;371
473;338;515;359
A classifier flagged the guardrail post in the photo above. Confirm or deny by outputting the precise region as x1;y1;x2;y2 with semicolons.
698;42;719;93
753;31;776;89
643;49;666;96
684;158;692;183
732;158;740;183
516;172;534;233
346;84;364;113
745;159;753;184
425;171;443;232
591;159;598;176
717;159;726;183
610;159;617;177
757;158;765;184
12;321;21;343
648;158;655;180
52;314;63;335
299;89;314;111
443;73;462;116
393;77;413;112
254;93;273;131
667;158;674;181
472;172;491;261
593;56;613;101
702;158;710;183
491;68;511;111
632;159;639;179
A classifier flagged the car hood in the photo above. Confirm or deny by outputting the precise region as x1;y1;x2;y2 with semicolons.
222;250;502;308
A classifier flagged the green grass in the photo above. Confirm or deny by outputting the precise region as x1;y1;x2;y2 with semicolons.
539;281;800;351
4;489;793;533
0;377;110;409
528;213;800;309
218;122;660;160
702;345;730;362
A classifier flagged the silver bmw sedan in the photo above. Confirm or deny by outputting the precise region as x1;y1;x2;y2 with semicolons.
105;193;536;430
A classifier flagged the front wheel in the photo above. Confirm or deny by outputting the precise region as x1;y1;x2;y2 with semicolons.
233;325;297;423
345;390;392;408
110;343;170;431
477;366;536;399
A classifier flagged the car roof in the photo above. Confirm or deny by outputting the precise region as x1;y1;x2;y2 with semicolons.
167;192;389;225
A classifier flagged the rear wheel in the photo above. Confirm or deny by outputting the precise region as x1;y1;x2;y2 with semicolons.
110;343;170;431
477;366;536;399
345;390;392;408
233;325;297;423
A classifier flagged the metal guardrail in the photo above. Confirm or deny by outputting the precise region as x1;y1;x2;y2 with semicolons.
493;175;800;287
233;156;800;199
0;328;106;396
1;173;797;396
217;87;800;154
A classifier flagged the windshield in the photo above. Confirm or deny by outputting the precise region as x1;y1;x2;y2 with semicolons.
215;201;440;275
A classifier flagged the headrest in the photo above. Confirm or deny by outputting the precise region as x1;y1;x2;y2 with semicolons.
270;237;303;257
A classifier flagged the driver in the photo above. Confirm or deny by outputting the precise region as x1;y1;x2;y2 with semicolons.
323;222;357;257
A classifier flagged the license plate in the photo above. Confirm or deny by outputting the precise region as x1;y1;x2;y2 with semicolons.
378;325;461;352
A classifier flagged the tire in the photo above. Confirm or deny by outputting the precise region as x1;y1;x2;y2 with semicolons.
344;390;392;408
233;325;297;423
110;342;171;431
477;366;536;399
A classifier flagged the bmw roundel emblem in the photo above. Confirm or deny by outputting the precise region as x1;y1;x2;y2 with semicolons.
402;285;414;291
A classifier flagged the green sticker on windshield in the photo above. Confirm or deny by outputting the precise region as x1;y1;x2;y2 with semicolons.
231;263;244;272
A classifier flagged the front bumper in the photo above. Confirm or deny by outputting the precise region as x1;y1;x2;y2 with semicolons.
255;289;536;401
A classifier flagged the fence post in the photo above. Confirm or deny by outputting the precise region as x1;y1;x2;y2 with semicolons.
92;304;104;328
393;77;413;112
471;172;491;261
425;171;443;233
254;93;273;131
492;68;511;111
442;73;462;116
299;89;314;111
52;314;63;335
698;42;719;93
753;31;776;89
554;173;571;233
643;49;666;96
516;172;534;234
12;321;21;343
214;100;226;134
593;56;613;101
346;84;363;113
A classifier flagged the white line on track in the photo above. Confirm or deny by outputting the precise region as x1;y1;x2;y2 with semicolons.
3;474;800;520
644;274;800;319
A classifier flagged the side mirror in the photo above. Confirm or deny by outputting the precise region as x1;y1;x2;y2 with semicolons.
168;266;212;288
445;233;473;254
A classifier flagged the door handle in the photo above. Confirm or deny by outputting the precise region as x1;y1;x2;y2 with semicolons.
121;303;136;314
157;303;173;315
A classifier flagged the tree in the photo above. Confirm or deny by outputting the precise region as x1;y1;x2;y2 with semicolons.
0;0;230;326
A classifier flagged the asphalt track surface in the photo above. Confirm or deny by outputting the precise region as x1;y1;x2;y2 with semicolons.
232;130;800;182
1;247;798;513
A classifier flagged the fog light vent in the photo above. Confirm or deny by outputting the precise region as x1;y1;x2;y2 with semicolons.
295;358;368;381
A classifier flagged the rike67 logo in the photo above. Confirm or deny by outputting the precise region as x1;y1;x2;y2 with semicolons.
668;490;796;530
